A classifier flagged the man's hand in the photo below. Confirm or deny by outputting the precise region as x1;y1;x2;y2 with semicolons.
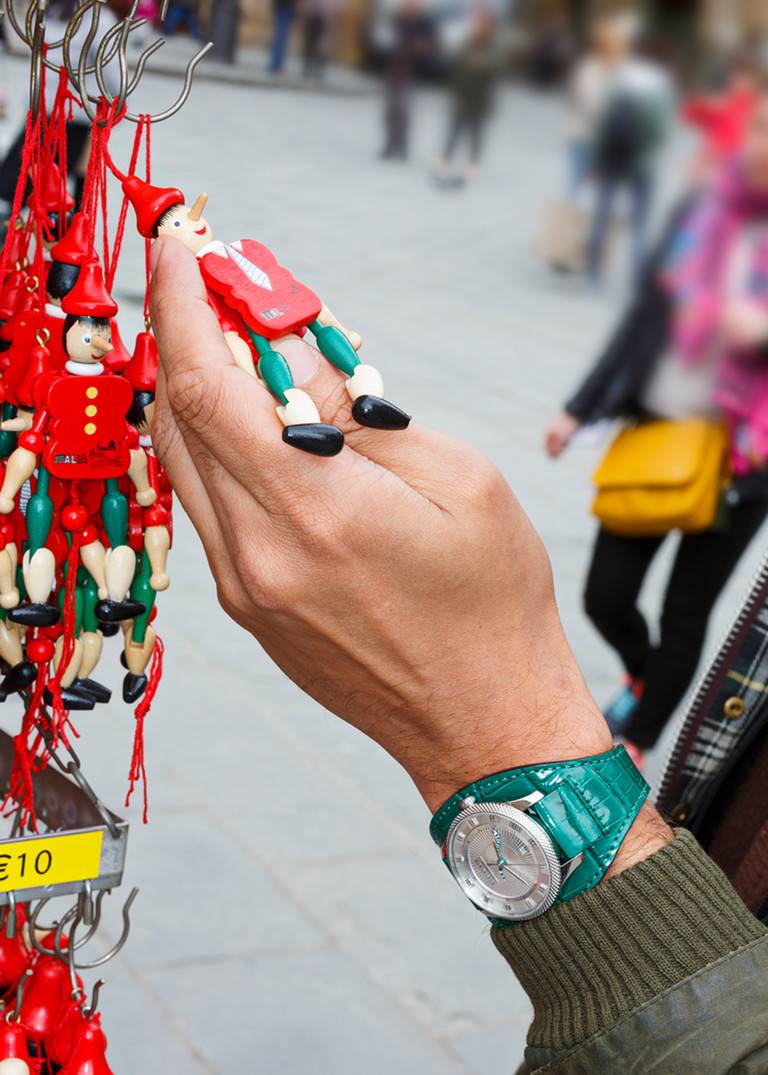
150;238;670;869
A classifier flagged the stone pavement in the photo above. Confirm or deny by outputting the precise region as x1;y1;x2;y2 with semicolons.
1;57;767;1073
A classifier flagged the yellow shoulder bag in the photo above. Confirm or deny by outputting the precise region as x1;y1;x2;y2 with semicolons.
591;418;730;537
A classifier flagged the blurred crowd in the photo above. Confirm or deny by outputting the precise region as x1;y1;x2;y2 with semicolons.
541;10;768;769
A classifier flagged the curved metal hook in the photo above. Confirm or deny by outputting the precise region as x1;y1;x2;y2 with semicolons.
72;887;138;970
28;898;54;957
83;978;104;1019
131;40;213;124
52;889;107;960
28;0;47;118
6;968;32;1023
4;0;32;47
4;892;17;941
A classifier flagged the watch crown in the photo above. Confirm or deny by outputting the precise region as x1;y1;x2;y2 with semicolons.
459;796;476;810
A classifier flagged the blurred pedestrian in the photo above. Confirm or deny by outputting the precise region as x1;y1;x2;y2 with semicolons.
269;0;298;75
565;14;626;202
302;0;332;80
585;17;673;284
683;54;761;185
162;0;201;39
380;0;436;162
432;7;498;186
544;97;768;765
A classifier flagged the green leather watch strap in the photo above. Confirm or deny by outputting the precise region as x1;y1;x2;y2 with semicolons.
430;745;648;904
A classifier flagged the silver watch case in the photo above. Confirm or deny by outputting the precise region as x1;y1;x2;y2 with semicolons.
445;796;564;922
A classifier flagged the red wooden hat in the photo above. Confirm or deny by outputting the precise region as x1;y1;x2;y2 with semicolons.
125;330;158;391
27;163;75;214
50;212;92;267
123;175;184;239
61;260;118;319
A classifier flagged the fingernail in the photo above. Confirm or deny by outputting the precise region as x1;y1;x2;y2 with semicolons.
282;341;321;386
149;239;163;276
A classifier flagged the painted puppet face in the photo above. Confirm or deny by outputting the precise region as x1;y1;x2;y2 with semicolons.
65;318;113;363
156;195;212;255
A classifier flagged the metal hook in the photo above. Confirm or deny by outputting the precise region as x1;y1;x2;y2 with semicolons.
28;0;47;119
71;887;138;970
52;889;107;960
6;968;32;1023
90;9;212;124
83;978;104;1019
5;892;17;941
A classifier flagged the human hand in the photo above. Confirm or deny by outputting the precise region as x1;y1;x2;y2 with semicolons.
150;238;670;870
721;300;768;351
544;412;581;458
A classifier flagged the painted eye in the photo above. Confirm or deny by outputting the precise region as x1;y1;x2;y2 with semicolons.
173;220;182;229
82;334;91;345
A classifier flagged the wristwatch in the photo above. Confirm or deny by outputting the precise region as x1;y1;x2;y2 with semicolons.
430;745;648;925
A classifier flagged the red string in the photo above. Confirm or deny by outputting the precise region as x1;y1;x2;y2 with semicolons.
107;116;146;292
143;116;152;323
2;666;48;831
125;634;163;824
0;110;36;282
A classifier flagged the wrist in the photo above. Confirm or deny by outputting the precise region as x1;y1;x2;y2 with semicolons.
412;664;612;813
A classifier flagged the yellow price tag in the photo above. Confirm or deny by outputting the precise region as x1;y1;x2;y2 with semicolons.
0;831;103;893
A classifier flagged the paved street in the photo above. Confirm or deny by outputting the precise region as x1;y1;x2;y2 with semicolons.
1;57;767;1074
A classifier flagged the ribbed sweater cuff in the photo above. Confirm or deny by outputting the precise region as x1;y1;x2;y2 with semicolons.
491;829;766;1050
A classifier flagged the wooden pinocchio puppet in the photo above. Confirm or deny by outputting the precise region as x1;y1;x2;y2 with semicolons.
122;177;410;456
120;331;171;703
0;260;156;640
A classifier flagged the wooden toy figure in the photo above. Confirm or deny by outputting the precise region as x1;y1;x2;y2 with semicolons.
0;260;156;634
121;331;171;703
123;177;411;456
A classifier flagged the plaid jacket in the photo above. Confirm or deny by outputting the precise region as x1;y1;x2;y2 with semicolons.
658;554;768;917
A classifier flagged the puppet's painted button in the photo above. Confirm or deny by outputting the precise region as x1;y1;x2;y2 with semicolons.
84;423;96;435
86;387;98;399
85;406;97;417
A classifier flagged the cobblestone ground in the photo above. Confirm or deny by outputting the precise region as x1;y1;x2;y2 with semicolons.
1;57;766;1073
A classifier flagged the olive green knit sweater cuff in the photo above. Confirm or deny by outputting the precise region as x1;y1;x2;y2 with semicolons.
491;828;766;1050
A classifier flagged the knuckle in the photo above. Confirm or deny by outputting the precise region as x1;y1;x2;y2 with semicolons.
237;551;301;613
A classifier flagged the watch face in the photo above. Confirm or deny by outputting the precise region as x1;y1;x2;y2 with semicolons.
446;802;562;921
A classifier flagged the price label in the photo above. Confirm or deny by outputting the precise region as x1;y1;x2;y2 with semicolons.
0;831;103;893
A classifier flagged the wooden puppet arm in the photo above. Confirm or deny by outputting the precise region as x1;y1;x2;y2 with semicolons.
0;447;37;514
318;304;362;352
0;410;34;433
128;446;157;507
224;331;257;376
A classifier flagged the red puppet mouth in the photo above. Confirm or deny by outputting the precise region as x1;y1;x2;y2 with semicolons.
194;226;207;236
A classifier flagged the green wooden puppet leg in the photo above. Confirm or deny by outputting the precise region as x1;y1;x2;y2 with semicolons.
307;320;410;432
307;320;360;376
95;481;144;626
247;330;294;404
81;572;99;634
27;465;53;556
129;549;154;647
0;405;18;460
9;464;59;628
101;479;128;548
245;329;344;457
